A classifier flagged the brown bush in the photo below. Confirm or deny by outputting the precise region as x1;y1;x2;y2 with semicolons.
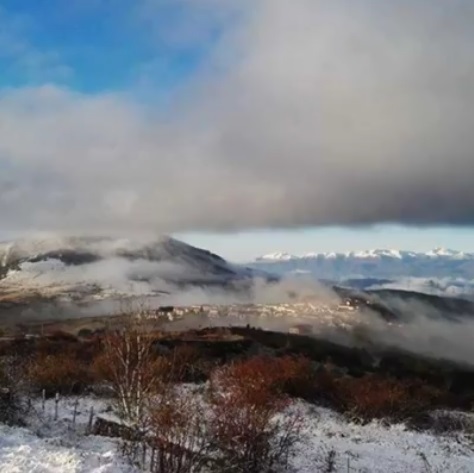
209;355;313;399
170;344;211;383
277;355;317;400
213;356;282;398
151;345;208;384
335;374;445;422
26;351;92;395
208;357;303;473
256;360;448;424
145;386;210;473
214;354;317;402
267;362;448;424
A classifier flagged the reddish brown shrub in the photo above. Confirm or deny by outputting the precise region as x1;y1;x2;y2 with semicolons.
26;351;92;395
213;356;282;399
176;344;213;382
210;355;312;399
145;386;210;473
157;345;208;383
277;355;316;400
338;375;408;420
335;374;446;422
208;357;303;473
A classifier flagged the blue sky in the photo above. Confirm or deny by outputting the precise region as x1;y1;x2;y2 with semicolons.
0;0;219;94
1;1;474;261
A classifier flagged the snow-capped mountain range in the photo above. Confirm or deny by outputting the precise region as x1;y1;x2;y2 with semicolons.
252;248;474;280
257;248;470;262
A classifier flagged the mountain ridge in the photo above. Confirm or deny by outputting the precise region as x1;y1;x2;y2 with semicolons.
256;248;471;262
0;236;260;308
251;247;474;280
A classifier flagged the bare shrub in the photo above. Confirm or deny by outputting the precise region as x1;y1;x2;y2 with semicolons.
145;386;210;473
93;326;162;424
207;357;303;473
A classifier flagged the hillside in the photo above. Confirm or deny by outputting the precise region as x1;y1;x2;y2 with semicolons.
0;236;259;317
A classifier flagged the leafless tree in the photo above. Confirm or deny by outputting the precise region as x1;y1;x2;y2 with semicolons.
95;320;161;425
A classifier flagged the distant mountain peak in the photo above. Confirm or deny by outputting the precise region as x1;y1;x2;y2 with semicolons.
251;248;474;281
257;252;296;261
255;248;472;262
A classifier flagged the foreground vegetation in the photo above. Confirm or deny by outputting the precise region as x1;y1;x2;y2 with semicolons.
1;324;473;472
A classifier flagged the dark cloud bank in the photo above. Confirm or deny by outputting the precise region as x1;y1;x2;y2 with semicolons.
1;0;474;234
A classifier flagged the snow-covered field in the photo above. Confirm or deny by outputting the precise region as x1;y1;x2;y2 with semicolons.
0;423;135;473
0;397;135;473
293;403;474;473
0;395;473;472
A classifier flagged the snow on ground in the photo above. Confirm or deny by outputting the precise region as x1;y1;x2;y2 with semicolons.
0;395;473;472
0;396;136;473
292;403;474;473
0;423;135;473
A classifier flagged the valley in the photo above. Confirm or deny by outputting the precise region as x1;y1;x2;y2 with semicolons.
1;236;474;472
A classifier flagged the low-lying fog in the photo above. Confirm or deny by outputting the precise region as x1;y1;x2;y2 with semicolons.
6;271;474;368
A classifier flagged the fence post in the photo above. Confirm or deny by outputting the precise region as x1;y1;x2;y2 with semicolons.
54;392;59;421
72;399;79;430
42;389;46;412
142;444;147;469
87;406;94;434
150;447;156;472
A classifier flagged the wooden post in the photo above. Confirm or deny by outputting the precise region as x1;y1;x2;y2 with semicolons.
150;447;156;472
87;406;94;434
72;399;79;430
54;392;59;421
142;444;147;469
42;389;46;412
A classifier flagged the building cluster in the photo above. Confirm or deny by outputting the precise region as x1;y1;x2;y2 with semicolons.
136;300;365;334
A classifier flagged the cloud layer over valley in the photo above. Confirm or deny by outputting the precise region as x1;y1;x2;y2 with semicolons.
1;0;474;234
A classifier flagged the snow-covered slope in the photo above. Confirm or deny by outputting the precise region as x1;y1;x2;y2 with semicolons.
253;248;474;280
2;395;473;473
0;236;257;305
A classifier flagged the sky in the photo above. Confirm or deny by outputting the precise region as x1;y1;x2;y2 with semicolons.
1;0;474;260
